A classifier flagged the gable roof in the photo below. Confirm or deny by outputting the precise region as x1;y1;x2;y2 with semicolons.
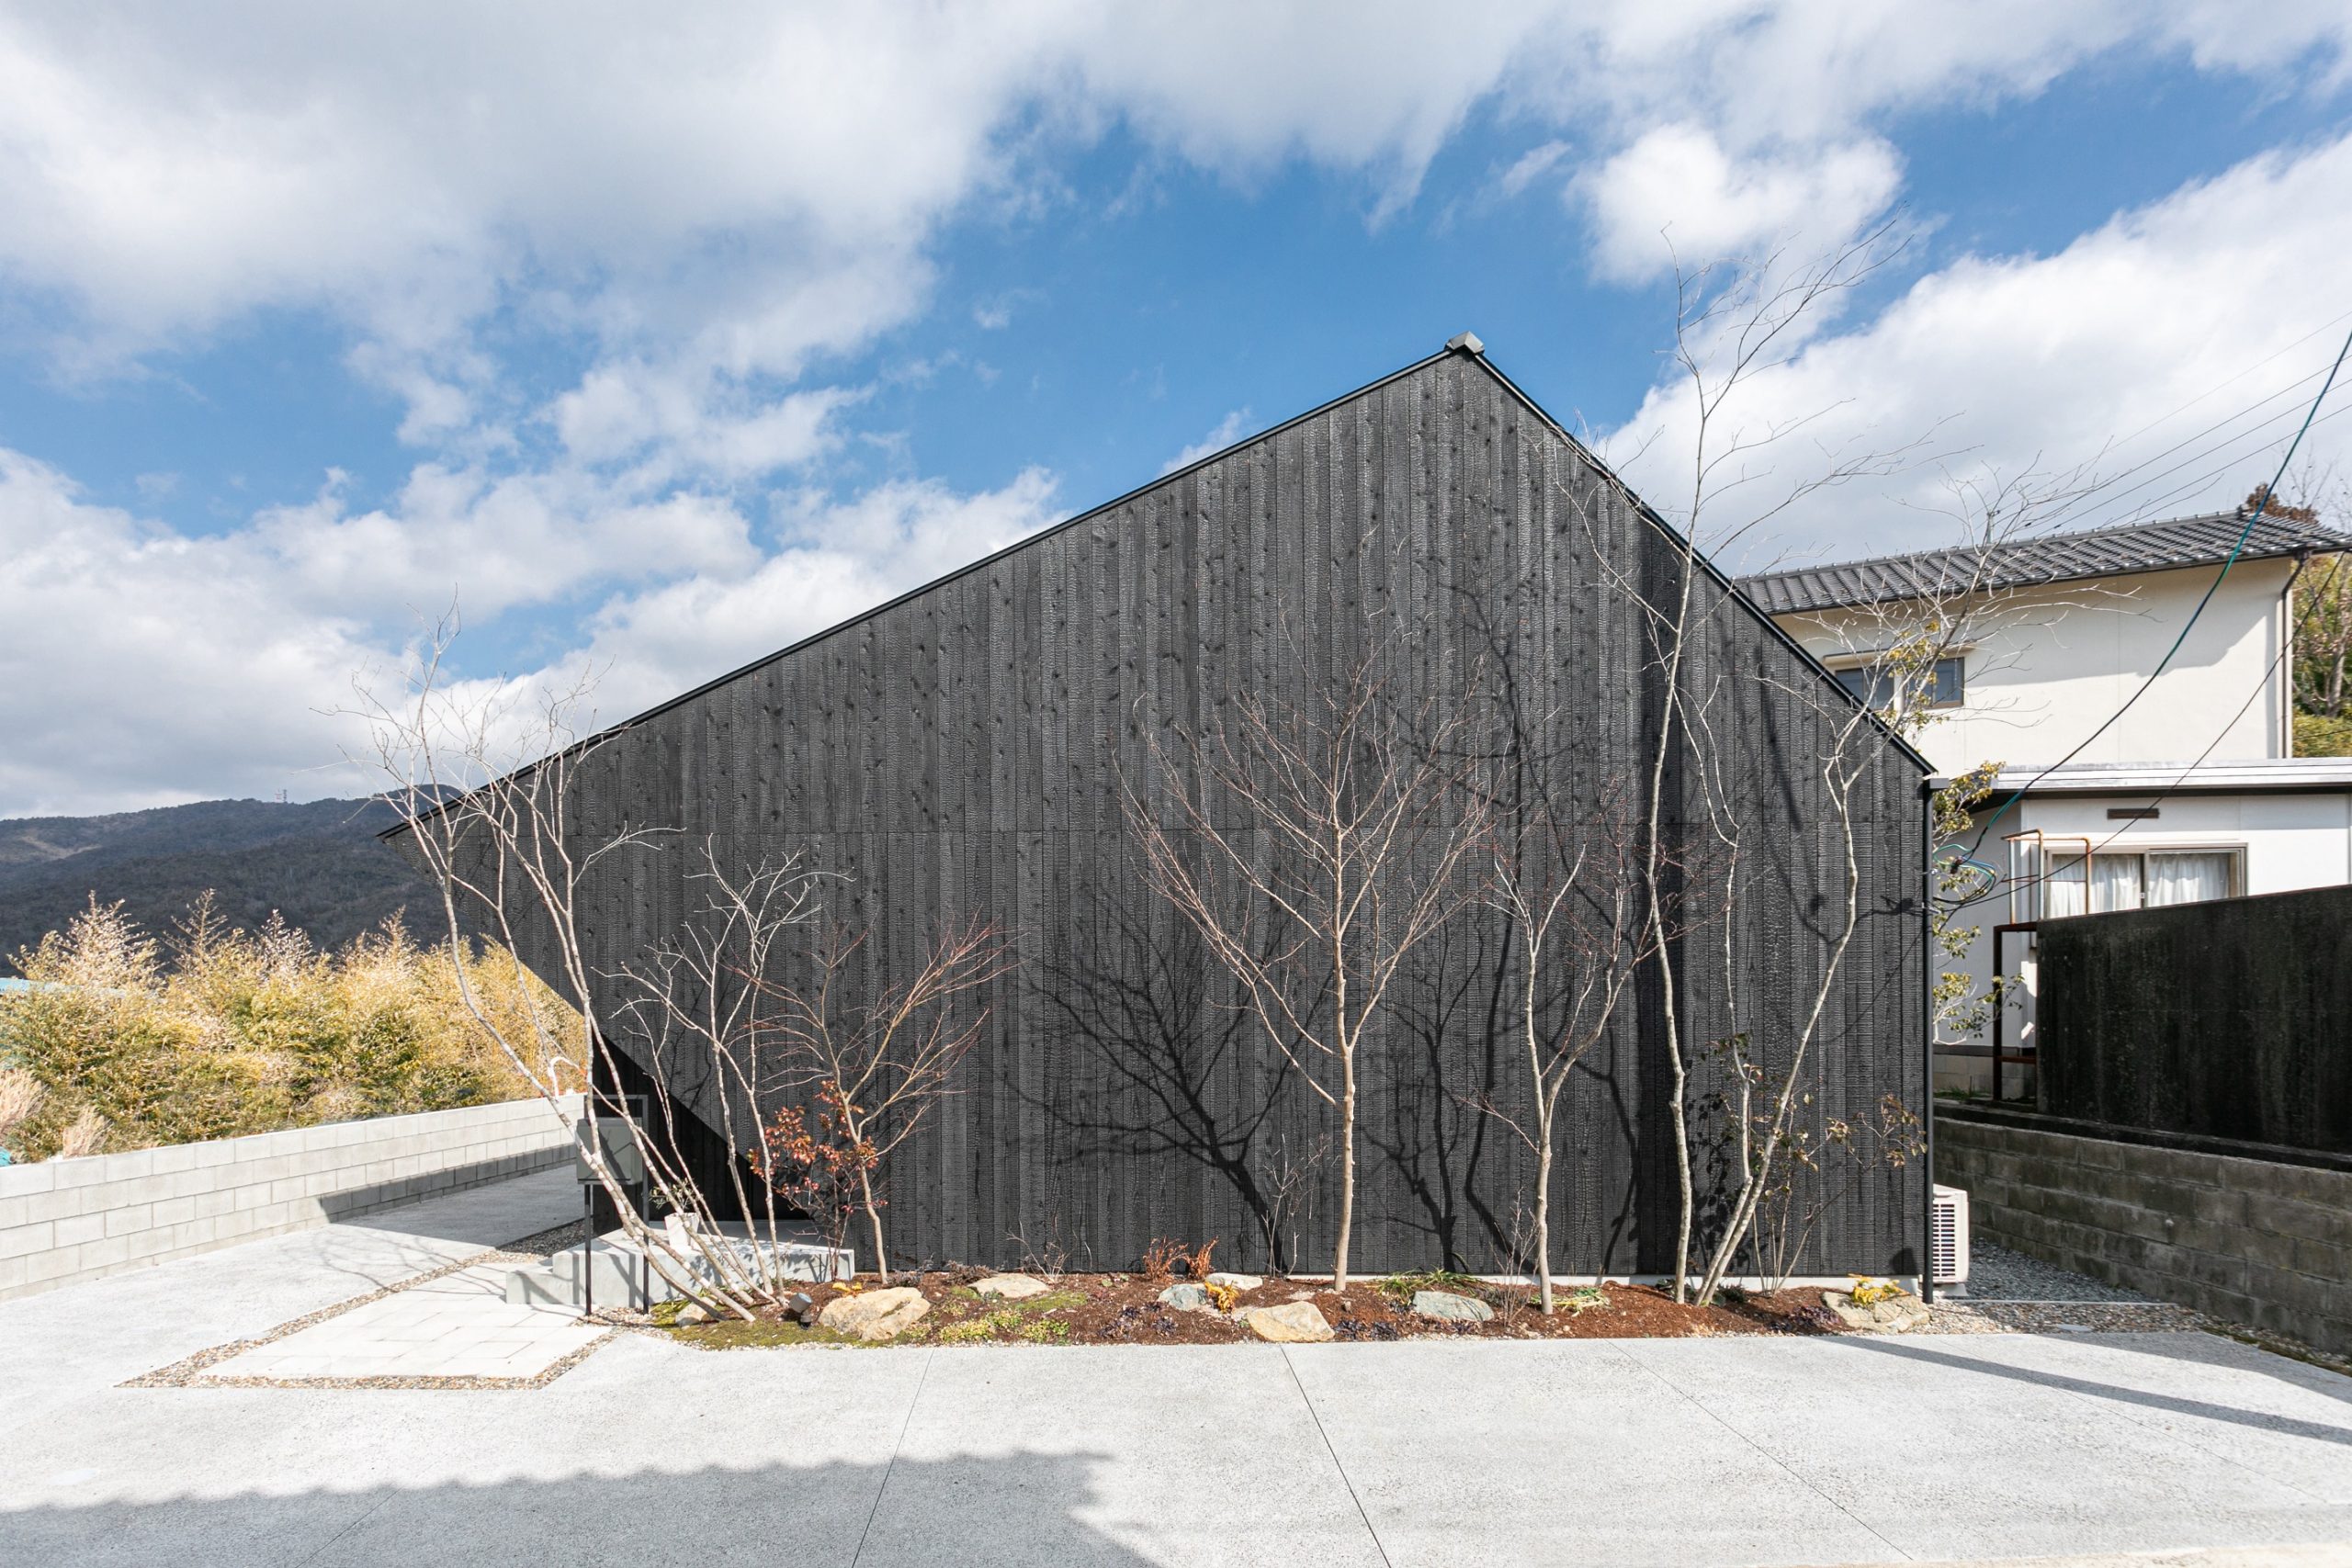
1738;511;2352;617
385;342;1929;845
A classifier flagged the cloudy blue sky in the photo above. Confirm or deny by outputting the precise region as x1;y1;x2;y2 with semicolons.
4;3;2351;817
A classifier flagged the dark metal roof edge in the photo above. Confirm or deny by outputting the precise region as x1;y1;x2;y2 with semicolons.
1994;776;2352;800
1461;349;1937;778
387;339;1933;845
1745;510;2231;586
384;345;1460;841
1744;517;2352;615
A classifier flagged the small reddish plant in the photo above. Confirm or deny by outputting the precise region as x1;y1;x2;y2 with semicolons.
753;1082;877;1264
1140;1238;1182;1285
1182;1238;1217;1280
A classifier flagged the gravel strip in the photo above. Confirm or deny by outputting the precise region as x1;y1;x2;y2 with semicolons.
501;1217;590;1257
1957;1242;2158;1303
124;1244;618;1392
1916;1298;2209;1336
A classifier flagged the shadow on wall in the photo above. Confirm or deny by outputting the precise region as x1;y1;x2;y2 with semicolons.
0;1451;1142;1568
1028;879;1307;1273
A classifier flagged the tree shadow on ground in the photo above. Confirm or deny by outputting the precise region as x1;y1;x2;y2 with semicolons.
0;1450;1153;1568
1838;1333;2352;1440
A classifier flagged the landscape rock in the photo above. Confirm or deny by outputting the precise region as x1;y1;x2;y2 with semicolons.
1411;1289;1493;1323
973;1272;1050;1300
1241;1302;1334;1342
1822;1289;1930;1333
674;1301;715;1325
1204;1271;1263;1292
818;1286;932;1341
1158;1282;1211;1312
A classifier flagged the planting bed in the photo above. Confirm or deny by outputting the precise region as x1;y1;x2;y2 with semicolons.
649;1269;1849;1350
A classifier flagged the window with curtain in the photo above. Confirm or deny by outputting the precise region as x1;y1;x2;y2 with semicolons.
2011;840;2241;919
2083;850;2238;912
1834;655;1965;710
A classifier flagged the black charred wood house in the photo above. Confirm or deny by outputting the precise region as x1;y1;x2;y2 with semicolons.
401;338;1930;1280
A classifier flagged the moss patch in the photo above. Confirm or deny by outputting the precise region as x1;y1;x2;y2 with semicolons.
665;1316;866;1350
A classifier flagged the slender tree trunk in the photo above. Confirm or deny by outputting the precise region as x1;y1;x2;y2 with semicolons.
860;1166;889;1284
1525;949;1555;1314
1533;1109;1555;1315
1334;1055;1357;1292
1692;784;1861;1305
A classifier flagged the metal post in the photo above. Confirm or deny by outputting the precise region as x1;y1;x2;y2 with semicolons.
1920;781;1938;1306
581;1178;594;1322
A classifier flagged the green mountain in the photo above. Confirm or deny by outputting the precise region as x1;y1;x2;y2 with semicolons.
0;797;424;964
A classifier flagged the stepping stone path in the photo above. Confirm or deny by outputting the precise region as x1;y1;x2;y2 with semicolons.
1411;1290;1493;1323
1204;1271;1262;1292
1240;1302;1333;1342
972;1273;1050;1300
1159;1282;1212;1311
818;1286;932;1341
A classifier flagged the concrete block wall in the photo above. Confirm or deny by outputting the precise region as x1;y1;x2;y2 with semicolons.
0;1095;579;1302
1938;1110;2352;1355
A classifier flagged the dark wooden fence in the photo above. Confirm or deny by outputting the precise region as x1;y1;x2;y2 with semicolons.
2036;883;2352;1154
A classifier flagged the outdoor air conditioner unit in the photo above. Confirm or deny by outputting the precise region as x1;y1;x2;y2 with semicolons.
1931;1184;1972;1290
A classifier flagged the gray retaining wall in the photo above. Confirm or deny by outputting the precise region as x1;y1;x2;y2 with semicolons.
1938;1108;2352;1354
0;1095;578;1301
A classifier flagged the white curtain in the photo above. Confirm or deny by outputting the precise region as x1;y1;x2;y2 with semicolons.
2044;852;2088;918
2090;855;2143;913
2147;852;2232;907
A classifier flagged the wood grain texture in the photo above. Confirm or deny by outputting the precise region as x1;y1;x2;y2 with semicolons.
508;352;1928;1277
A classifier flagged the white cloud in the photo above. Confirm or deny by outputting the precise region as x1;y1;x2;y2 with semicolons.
1161;410;1254;475
0;444;1062;816
6;3;2352;817
549;368;857;482
1603;130;2352;570
1580;127;1902;281
0;452;383;814
0;4;2342;436
582;469;1062;707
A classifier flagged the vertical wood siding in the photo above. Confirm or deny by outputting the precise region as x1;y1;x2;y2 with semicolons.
537;353;1928;1277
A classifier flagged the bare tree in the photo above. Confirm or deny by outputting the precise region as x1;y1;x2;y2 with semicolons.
749;916;1018;1282
355;618;833;1320
1684;673;1881;1305
1125;642;1488;1292
1470;780;1659;1313
605;851;834;1303
1606;231;1918;1300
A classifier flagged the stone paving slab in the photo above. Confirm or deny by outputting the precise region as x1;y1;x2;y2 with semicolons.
202;1259;605;1382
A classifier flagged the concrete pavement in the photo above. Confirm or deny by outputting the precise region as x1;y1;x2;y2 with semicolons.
6;1174;2352;1567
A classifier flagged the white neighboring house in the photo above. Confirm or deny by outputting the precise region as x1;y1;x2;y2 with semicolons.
1740;509;2352;1097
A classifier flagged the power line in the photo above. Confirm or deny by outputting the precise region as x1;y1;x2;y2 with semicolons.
1959;321;2352;859
1947;551;2332;918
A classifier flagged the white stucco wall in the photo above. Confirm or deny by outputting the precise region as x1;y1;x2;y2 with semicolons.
1931;786;2351;1089
1774;557;2296;777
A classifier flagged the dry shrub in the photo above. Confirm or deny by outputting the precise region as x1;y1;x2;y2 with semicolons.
1141;1236;1218;1283
55;1108;108;1159
0;1068;42;1149
0;893;579;1162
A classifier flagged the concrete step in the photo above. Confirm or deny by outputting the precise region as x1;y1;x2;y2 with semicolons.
503;1224;854;1311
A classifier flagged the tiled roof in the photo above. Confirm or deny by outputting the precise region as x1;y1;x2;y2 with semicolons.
1738;511;2352;615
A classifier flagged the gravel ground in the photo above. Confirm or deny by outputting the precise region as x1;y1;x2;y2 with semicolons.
502;1217;591;1257
1955;1242;2158;1303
